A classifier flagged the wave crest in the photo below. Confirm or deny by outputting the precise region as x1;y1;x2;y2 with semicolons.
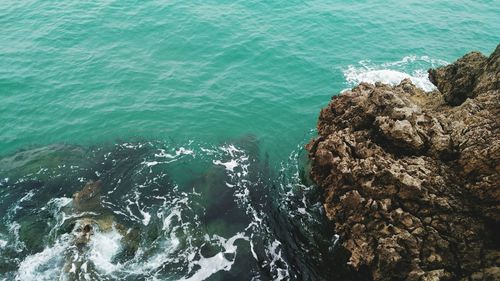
343;55;448;92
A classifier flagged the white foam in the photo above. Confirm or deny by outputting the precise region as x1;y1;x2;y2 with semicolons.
69;262;76;273
81;261;88;273
132;189;152;226
88;226;123;274
343;56;448;92
129;234;181;274
15;234;71;281
8;222;24;252
7;140;306;280
48;197;72;209
213;143;296;280
179;233;247;281
154;147;194;159
141;210;151;225
265;239;290;281
8;190;36;219
162;207;182;231
219;144;240;158
344;66;435;91
213;144;252;208
121;143;145;149
381;55;448;67
213;159;239;172
142;160;160;167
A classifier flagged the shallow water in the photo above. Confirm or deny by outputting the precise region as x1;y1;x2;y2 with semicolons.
0;138;350;280
0;0;499;280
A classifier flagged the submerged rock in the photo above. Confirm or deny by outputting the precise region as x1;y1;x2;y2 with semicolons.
61;181;140;280
72;180;103;212
307;45;499;280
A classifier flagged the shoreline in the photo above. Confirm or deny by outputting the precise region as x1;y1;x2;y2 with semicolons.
307;44;500;280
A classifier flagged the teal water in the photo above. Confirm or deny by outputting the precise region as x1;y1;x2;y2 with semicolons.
0;1;499;280
1;0;499;159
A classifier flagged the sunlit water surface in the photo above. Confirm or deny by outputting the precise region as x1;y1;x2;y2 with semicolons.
1;1;499;280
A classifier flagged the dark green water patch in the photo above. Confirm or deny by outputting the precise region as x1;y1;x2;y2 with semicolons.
0;138;354;280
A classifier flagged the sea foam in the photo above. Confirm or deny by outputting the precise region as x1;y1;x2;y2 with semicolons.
343;56;448;92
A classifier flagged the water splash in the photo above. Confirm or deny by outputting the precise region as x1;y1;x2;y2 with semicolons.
343;55;449;92
0;138;349;280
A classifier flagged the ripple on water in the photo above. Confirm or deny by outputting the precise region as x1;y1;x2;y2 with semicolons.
0;137;351;280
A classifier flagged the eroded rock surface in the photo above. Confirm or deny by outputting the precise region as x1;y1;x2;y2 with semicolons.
307;45;500;280
72;180;103;212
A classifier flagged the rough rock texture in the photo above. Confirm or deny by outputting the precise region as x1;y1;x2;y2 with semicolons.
307;45;500;281
72;180;103;212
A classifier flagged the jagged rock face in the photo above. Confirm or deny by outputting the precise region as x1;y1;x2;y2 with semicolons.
307;45;499;281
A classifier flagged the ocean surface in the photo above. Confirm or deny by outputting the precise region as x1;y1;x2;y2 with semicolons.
0;1;499;280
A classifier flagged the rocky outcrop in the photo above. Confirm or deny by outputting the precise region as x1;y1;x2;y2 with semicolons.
72;180;103;212
307;45;500;280
62;181;140;280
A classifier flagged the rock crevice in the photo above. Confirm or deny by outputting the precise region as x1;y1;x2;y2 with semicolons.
307;45;500;280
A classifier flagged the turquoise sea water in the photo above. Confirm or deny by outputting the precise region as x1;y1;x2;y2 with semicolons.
1;0;499;158
1;1;499;280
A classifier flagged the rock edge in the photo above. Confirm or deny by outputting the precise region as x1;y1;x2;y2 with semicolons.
307;45;500;281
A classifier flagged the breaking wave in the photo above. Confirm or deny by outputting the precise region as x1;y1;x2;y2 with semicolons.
343;55;448;92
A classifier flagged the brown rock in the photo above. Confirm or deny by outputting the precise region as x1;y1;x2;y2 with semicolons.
308;45;500;280
72;180;103;212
